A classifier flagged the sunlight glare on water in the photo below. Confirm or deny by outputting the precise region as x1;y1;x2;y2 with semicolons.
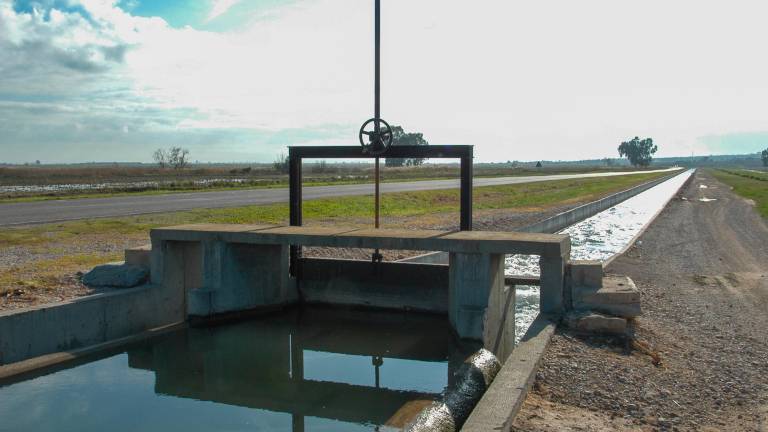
508;170;694;341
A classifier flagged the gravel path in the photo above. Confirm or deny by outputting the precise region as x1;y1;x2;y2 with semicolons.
513;170;768;431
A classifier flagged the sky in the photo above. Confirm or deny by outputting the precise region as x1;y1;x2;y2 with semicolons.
1;0;767;164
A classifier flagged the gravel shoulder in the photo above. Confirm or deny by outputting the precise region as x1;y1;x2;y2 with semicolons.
513;170;768;431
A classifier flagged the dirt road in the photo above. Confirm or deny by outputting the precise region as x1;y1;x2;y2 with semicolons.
514;170;768;431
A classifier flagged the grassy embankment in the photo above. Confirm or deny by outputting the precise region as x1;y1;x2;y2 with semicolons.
709;169;768;218
0;171;670;296
0;164;663;203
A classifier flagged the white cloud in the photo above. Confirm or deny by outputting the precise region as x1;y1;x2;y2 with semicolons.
206;0;240;22
1;0;768;163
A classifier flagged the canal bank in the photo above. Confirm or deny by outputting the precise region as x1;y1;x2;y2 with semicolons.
513;169;768;431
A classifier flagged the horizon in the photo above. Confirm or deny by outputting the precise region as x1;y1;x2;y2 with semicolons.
2;0;768;163
1;150;762;167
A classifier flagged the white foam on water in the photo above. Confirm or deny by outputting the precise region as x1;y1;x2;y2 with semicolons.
508;170;694;342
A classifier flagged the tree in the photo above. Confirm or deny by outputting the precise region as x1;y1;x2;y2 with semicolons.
273;152;290;174
618;137;658;167
762;148;768;167
153;148;168;168
384;126;429;167
167;147;190;169
536;161;542;168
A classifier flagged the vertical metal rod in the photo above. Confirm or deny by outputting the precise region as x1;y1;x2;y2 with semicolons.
375;157;380;228
373;0;382;262
460;151;473;231
374;0;381;230
374;0;380;121
289;151;302;275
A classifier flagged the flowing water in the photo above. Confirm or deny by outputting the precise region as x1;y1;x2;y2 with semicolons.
510;170;694;340
0;309;479;432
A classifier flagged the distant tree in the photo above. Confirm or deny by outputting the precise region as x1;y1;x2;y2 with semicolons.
762;148;768;167
153;148;168;168
167;147;190;169
602;157;613;166
311;160;329;173
618;137;658;167
385;126;429;167
536;161;542;168
35;160;41;165
273;152;290;174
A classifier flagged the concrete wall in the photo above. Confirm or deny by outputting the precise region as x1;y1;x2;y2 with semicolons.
519;171;681;234
299;258;449;313
0;283;184;366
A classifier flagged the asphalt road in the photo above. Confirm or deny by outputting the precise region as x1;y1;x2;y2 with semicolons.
0;168;678;227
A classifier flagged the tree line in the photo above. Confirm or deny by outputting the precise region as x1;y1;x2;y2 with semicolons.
153;147;190;169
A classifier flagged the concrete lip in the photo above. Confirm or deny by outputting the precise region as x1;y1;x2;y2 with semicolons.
152;224;570;256
151;223;278;241
337;228;450;239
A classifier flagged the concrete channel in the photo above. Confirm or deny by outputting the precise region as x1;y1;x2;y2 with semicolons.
0;169;692;431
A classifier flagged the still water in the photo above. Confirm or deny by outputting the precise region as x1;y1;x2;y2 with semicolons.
0;308;478;432
510;170;694;340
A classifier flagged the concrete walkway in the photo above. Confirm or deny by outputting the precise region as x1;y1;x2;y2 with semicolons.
0;168;678;226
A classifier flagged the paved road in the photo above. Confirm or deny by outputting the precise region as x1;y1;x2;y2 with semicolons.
0;169;678;226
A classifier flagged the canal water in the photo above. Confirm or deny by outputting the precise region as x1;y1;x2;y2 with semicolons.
510;169;694;340
0;308;479;432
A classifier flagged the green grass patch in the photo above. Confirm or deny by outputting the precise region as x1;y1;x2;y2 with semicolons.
1;165;664;203
0;171;669;248
0;252;123;294
709;169;768;218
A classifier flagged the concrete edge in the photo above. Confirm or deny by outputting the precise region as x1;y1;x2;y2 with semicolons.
0;284;150;318
521;168;685;234
0;321;184;385
602;169;695;267
461;313;558;432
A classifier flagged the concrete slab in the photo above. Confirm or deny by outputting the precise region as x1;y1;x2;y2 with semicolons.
437;231;570;257
575;275;641;317
336;228;452;250
151;224;277;241
125;244;151;268
338;228;450;239
152;224;570;257
246;226;362;247
462;314;558;432
569;260;603;288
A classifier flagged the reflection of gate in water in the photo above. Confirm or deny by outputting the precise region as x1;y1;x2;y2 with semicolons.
127;309;479;430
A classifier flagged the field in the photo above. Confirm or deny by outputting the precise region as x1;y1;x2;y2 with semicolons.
709;169;768;218
0;171;670;305
0;163;663;202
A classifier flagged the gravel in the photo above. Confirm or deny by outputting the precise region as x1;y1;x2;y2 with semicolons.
513;170;768;431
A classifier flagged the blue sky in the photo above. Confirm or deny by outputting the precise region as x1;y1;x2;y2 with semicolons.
1;0;767;163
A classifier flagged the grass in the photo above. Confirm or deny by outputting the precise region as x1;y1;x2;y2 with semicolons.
0;171;669;247
709;169;768;218
1;164;663;202
0;252;122;296
0;171;670;295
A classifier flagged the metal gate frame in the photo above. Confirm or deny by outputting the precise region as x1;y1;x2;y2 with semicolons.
288;144;474;273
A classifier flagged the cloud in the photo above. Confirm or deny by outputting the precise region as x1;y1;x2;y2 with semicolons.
1;0;768;163
206;0;240;22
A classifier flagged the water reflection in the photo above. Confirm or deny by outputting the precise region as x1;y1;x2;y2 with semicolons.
0;308;478;432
